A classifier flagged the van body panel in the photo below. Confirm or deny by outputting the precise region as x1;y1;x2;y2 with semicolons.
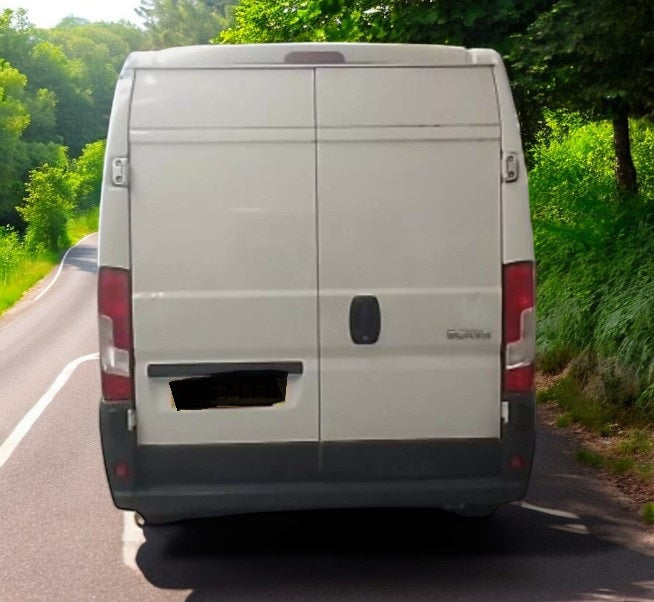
123;43;478;70
131;69;314;129
317;136;501;440
98;70;132;270
492;59;535;264
129;69;319;444
316;67;498;127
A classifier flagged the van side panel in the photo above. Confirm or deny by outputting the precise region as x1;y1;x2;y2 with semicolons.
128;69;320;445
98;68;133;270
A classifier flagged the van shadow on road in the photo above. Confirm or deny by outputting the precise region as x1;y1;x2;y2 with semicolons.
135;504;654;601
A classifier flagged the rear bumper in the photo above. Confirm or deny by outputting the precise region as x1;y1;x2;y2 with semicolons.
100;396;535;523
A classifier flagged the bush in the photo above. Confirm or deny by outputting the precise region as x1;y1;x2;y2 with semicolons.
0;226;25;284
71;140;105;212
18;159;74;252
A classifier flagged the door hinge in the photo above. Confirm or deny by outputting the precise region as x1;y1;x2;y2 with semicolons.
502;152;519;183
127;408;137;431
111;157;129;187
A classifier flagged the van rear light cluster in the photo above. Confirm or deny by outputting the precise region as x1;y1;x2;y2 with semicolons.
98;267;133;401
502;261;535;395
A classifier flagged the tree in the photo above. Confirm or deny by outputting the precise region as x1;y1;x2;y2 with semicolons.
0;59;30;223
219;0;553;48
17;149;74;251
71;139;106;211
512;0;654;194
137;0;235;48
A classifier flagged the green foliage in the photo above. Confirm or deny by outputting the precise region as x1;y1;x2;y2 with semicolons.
219;0;553;46
513;0;654;121
0;8;146;156
18;157;74;252
71;140;105;211
643;502;654;524
0;225;24;285
575;447;604;468
67;206;99;242
532;114;654;408
138;0;235;47
540;376;616;431
0;207;98;315
556;413;572;428
537;346;572;374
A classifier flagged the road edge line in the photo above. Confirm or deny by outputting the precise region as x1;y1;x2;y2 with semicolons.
32;232;97;303
0;353;99;470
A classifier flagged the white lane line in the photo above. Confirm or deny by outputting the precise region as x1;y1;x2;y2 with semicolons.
122;512;146;570
32;232;96;302
0;353;98;470
514;500;581;519
551;523;590;535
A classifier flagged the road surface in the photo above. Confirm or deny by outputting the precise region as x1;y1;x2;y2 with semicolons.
0;235;652;601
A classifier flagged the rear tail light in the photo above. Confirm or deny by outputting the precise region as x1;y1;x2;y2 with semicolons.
502;261;535;395
98;267;133;401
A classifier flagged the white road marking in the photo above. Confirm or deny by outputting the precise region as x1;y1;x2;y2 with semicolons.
32;232;96;302
551;523;590;535
122;512;146;570
0;353;98;470
514;500;581;519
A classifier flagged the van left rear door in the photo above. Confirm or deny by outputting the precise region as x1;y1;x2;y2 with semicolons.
129;68;319;446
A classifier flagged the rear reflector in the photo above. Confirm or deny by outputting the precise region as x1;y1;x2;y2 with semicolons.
98;267;133;401
502;261;535;395
508;453;527;471
114;461;130;478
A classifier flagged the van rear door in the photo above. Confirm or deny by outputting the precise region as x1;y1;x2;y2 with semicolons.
129;68;319;445
316;67;502;441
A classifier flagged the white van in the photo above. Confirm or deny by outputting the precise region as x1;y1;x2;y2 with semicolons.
98;43;535;524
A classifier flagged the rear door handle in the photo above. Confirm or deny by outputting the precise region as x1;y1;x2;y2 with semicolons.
349;295;381;345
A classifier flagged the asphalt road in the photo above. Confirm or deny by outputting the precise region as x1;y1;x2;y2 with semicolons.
0;235;652;601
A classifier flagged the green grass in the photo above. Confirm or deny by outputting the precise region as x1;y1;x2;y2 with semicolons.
556;413;572;427
643;502;654;524
0;252;58;314
67;206;99;242
540;376;616;432
532;114;654;415
0;208;98;316
575;447;604;468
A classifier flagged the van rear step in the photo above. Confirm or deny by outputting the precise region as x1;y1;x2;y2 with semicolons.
170;371;287;410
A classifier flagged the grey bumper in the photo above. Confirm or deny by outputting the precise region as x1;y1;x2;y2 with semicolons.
100;396;535;523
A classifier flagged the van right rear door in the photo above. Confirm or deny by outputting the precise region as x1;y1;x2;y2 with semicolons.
316;66;503;442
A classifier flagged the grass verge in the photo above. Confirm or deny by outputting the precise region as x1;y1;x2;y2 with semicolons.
538;371;654;524
0;208;98;316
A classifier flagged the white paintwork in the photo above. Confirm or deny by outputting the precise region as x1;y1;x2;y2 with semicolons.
316;67;498;126
98;43;534;446
122;43;488;70
131;69;314;129
129;68;318;444
0;354;98;470
98;66;132;270
469;48;535;264
316;76;502;438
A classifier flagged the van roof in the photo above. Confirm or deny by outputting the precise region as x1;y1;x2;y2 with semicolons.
123;43;500;70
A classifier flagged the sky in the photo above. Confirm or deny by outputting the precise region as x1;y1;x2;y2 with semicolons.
2;1;144;28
